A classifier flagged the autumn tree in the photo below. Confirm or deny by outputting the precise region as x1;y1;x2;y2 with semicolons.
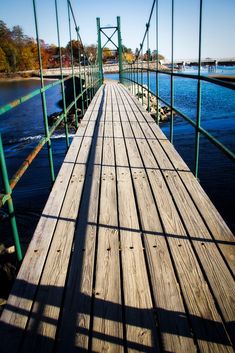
123;52;134;63
0;20;14;70
0;47;9;72
0;20;121;72
18;46;37;70
103;47;112;62
85;44;97;63
66;40;83;64
0;21;39;71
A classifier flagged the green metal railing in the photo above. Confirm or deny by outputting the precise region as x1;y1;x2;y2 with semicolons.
0;0;102;261
122;0;235;177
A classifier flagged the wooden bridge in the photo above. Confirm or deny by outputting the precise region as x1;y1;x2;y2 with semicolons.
0;82;234;353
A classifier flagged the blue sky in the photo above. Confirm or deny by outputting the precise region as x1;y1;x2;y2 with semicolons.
1;0;234;60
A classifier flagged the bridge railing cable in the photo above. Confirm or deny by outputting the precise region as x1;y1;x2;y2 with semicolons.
121;0;235;179
0;0;101;261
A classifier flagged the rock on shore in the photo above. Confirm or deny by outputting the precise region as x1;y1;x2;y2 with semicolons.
130;84;175;122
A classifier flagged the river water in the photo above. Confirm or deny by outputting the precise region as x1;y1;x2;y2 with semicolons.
0;68;234;250
0;79;73;248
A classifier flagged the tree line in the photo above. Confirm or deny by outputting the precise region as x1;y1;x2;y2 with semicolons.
0;20;165;73
0;20;99;72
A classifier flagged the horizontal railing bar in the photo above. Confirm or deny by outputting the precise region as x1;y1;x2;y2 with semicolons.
100;26;117;29
0;72;100;117
122;77;235;162
0;75;73;116
122;67;235;91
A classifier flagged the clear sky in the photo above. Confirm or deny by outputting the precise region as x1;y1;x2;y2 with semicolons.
1;0;235;60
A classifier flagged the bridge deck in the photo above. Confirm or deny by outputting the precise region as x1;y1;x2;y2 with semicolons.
0;82;234;353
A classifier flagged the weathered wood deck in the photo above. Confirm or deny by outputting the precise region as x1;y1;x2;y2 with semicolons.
0;82;234;353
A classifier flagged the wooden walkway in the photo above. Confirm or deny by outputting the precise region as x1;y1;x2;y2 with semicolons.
0;82;234;353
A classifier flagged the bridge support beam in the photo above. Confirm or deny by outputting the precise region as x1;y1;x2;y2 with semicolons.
96;18;103;84
96;16;123;84
117;16;123;84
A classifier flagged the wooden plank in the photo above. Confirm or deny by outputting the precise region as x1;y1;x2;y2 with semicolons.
113;85;197;353
86;85;105;113
20;119;97;353
91;84;124;352
146;170;234;353
0;87;104;353
124;90;235;274
127;85;235;273
118;84;175;140
138;123;174;171
179;170;235;273
116;84;234;353
164;170;235;344
111;85;160;352
56;111;105;352
119;85;156;123
79;85;103;118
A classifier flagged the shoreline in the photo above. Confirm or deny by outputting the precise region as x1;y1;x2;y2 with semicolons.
208;74;235;82
0;76;58;83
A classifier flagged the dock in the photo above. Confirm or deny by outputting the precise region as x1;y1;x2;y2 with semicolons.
0;82;234;353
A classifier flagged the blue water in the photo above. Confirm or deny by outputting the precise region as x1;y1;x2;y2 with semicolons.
0;79;71;245
0;69;235;247
106;68;235;232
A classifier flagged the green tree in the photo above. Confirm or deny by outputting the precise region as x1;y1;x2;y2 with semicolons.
18;46;37;70
2;41;18;71
0;47;9;72
152;50;165;61
0;20;11;40
11;25;24;44
0;21;19;71
122;45;133;54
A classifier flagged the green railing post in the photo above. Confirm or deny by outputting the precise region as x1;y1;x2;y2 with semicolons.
170;0;174;143
32;0;55;183
137;57;140;100
134;62;136;95
117;16;123;84
96;18;103;84
155;0;159;125
131;64;133;93
90;62;95;98
147;24;150;112
83;55;88;108
141;44;144;105
0;135;22;261
67;0;78;128
194;0;203;178
55;0;69;148
88;62;92;103
78;43;85;116
136;61;138;96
